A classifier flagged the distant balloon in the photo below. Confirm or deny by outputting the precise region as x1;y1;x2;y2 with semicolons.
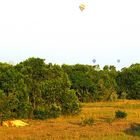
117;59;120;63
92;59;96;63
79;4;85;11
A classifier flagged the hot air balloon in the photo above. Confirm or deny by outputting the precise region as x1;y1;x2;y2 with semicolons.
79;4;85;11
117;59;120;63
92;59;96;63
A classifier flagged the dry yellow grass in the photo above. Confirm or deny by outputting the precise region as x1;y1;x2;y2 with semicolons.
0;100;140;140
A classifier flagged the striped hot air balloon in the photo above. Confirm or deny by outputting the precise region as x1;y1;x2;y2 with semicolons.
79;4;85;11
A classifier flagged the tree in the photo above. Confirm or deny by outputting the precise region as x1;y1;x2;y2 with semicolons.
0;64;31;118
15;57;47;116
117;64;140;99
0;90;18;125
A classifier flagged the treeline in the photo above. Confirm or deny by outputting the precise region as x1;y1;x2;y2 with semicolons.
0;57;140;122
62;63;140;101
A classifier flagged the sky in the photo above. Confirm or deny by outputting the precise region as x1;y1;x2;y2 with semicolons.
0;0;140;70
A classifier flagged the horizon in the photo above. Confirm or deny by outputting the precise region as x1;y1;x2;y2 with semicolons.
2;56;139;71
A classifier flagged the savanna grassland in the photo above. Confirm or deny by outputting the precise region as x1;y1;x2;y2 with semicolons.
0;100;140;140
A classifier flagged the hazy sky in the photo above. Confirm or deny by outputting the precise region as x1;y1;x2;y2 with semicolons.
0;0;140;69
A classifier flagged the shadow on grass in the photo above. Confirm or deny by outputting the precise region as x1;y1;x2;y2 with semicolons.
124;123;140;137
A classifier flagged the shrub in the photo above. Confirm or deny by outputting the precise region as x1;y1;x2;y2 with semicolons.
115;110;127;119
47;104;61;118
120;92;127;99
17;102;31;118
109;91;118;101
33;107;47;120
81;117;94;126
61;90;81;115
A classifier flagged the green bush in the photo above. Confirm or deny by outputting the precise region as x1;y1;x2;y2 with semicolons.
33;107;47;120
115;110;127;119
17;102;31;118
33;104;61;119
81;117;94;126
109;91;118;101
61;90;81;115
120;92;127;99
47;104;61;118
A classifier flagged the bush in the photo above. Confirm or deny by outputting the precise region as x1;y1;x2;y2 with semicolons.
120;92;127;99
81;117;94;126
47;104;61;118
109;91;118;101
17;102;32;118
33;107;47;120
115;110;127;119
34;104;62;119
61;90;81;115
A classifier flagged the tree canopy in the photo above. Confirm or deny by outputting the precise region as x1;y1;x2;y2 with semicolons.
0;57;139;122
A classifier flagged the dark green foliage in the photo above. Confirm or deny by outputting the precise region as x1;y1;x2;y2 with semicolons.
0;57;139;121
115;110;127;119
33;104;62;120
0;58;82;121
62;64;119;102
116;64;140;99
33;107;47;120
125;123;140;137
47;104;61;118
61;90;81;115
0;90;19;124
120;92;127;99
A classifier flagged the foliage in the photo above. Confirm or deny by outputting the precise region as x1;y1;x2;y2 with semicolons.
116;64;140;99
120;92;127;100
109;91;118;101
0;101;140;140
33;104;62;120
47;104;61;118
0;57;139;121
0;90;19;124
81;116;94;126
33;107;47;120
61;90;81;115
115;110;127;119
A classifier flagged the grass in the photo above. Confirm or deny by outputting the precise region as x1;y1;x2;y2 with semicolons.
0;100;140;140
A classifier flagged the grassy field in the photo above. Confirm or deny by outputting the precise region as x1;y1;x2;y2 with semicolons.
0;100;140;140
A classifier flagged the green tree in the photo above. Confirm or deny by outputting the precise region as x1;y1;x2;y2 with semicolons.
0;64;30;118
16;57;47;116
0;90;18;125
117;64;140;99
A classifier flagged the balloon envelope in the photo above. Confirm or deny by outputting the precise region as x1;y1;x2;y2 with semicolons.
117;59;120;63
92;59;96;63
79;4;85;11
